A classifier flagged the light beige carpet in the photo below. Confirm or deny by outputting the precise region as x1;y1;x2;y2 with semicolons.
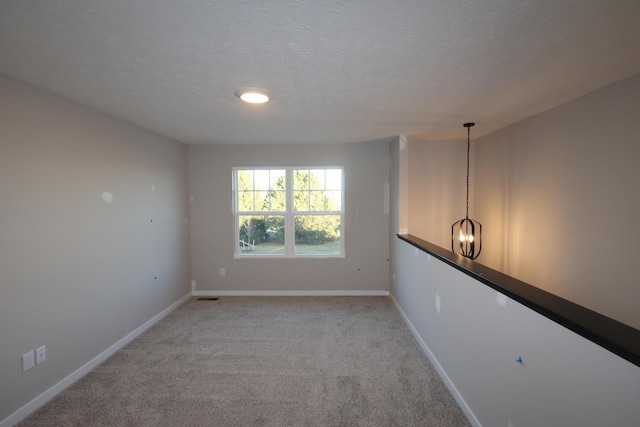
19;296;470;426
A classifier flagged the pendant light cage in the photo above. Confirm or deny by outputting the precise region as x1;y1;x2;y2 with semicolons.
452;217;482;259
451;122;482;260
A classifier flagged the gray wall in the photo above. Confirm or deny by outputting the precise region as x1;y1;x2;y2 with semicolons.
407;138;468;249
475;73;640;329
406;73;640;330
188;141;390;294
0;74;191;422
392;237;640;427
388;137;400;293
390;117;640;425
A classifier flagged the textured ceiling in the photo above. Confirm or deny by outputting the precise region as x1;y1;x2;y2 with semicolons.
1;1;639;145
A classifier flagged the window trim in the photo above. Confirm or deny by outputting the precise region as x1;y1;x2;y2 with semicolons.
233;166;345;259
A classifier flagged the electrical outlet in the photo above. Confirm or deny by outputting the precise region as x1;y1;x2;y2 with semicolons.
22;351;35;372
36;345;46;364
220;267;225;276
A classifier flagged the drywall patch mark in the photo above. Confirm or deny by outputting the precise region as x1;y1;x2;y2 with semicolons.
414;248;420;256
496;293;508;307
101;191;113;204
190;196;194;204
150;184;156;192
435;294;441;313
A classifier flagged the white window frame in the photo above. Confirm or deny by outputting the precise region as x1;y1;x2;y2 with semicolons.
233;166;345;258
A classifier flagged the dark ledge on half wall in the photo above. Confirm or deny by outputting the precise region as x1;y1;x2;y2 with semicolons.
397;233;640;368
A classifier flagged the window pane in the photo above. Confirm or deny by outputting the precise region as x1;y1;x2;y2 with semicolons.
270;170;285;189
293;190;309;211
237;169;288;212
237;170;254;191
269;170;286;211
309;191;328;211
254;170;270;190
269;190;286;211
238;190;254;211
268;191;287;212
325;191;341;210
294;215;341;255
310;169;325;190
253;190;269;211
292;168;342;212
293;169;309;191
326;169;342;190
239;215;285;255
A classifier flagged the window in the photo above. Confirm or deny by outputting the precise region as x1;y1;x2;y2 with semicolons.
233;167;344;257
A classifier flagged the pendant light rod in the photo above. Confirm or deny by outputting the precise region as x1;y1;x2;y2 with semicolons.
463;122;474;219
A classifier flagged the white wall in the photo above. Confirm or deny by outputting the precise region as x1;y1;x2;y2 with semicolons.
188;140;391;294
391;238;640;427
0;74;191;424
475;73;640;329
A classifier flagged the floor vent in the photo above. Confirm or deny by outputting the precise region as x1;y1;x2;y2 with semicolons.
197;297;219;301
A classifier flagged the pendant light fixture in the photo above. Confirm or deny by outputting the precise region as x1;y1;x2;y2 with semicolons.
451;122;482;260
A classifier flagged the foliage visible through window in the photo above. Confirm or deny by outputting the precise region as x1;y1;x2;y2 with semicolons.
234;168;344;257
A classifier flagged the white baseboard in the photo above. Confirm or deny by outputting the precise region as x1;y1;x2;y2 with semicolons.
389;293;481;427
1;292;192;427
192;290;389;297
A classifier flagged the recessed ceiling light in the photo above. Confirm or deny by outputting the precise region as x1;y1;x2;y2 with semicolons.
234;88;274;104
